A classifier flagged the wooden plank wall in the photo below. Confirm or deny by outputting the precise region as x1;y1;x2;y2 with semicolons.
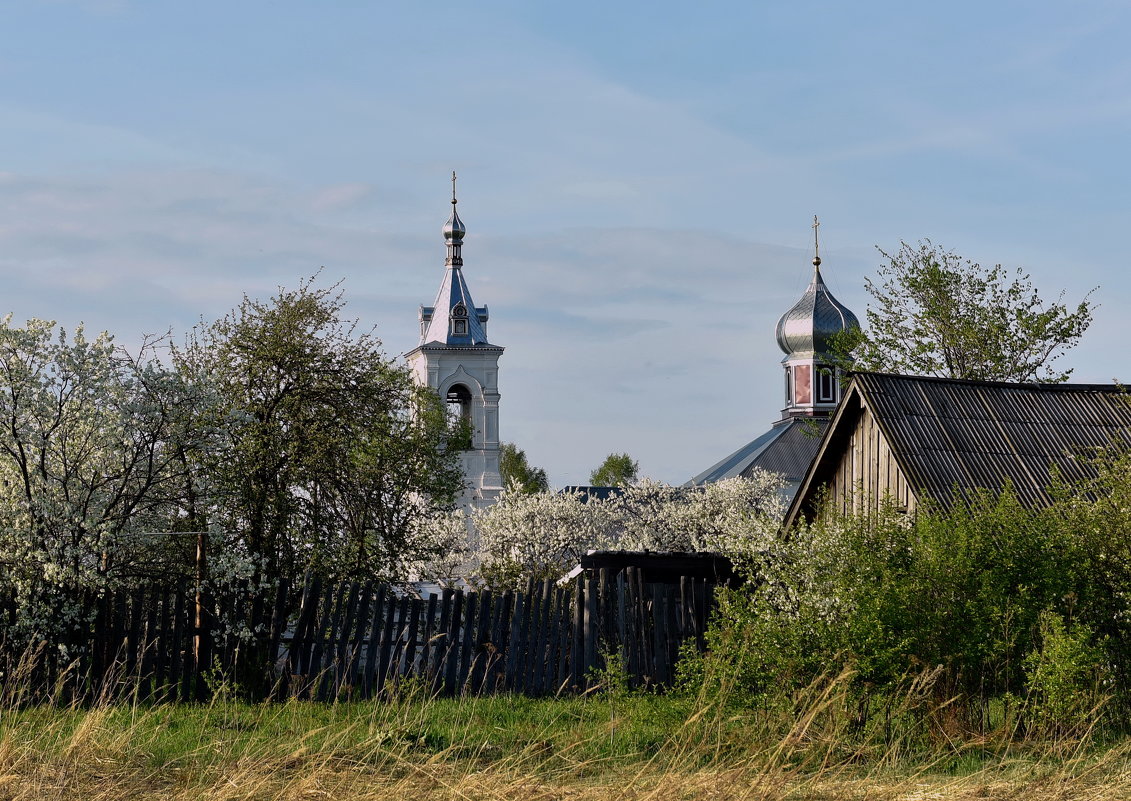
0;568;716;704
825;404;917;518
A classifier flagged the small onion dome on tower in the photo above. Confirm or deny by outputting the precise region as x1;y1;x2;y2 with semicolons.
443;171;466;242
775;218;859;359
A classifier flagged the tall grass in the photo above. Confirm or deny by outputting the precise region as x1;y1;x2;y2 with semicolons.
1;662;1131;800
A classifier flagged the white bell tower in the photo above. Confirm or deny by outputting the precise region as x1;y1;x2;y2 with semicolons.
406;173;504;508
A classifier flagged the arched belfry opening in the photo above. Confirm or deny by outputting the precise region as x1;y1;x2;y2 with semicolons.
445;383;472;422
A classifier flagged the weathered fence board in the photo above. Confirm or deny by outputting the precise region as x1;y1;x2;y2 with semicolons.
0;569;721;704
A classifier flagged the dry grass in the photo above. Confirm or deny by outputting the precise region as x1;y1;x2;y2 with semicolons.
0;672;1129;800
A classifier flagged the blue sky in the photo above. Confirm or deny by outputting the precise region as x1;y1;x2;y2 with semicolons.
0;0;1127;484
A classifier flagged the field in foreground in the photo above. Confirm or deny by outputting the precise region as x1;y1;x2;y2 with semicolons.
2;688;1131;801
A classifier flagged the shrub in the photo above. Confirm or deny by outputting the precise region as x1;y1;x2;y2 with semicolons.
688;485;1130;735
1023;611;1109;737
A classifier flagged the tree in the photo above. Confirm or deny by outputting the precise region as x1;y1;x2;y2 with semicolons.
499;442;548;494
0;318;206;638
471;487;612;589
838;240;1095;383
590;452;639;487
471;474;786;589
172;277;468;584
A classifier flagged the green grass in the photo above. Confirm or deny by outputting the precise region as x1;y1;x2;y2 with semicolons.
0;692;692;775
2;681;1131;799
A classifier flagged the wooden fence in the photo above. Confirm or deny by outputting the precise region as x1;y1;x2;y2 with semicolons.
0;568;717;704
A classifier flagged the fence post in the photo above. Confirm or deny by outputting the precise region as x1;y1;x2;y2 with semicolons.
361;585;387;698
441;590;464;695
570;577;584;691
468;590;493;693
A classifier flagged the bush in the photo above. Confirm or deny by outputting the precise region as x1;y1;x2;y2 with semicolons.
688;484;1129;736
1024;611;1108;737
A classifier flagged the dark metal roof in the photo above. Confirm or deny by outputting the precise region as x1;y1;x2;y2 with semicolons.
419;265;491;346
687;417;828;485
787;372;1131;523
747;418;828;480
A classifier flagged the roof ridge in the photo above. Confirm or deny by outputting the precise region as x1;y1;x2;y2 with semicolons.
851;371;1125;393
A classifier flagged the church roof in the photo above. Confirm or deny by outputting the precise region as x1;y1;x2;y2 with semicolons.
686;417;828;485
419;267;491;346
785;372;1131;526
418;173;493;347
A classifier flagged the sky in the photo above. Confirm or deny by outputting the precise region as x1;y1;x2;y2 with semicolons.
0;0;1128;485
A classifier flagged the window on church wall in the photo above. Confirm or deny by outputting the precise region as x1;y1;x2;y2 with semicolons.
785;366;793;405
794;364;811;404
817;368;836;403
450;302;468;337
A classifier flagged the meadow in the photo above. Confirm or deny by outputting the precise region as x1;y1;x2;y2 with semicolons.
2;674;1129;801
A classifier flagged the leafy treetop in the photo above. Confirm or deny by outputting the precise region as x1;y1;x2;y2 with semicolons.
590;453;639;487
499;443;549;494
835;240;1096;383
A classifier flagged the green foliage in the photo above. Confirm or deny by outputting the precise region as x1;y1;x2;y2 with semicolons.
0;279;475;648
836;240;1095;382
589;649;631;699
589;452;639;487
1024;611;1108;736
691;483;1126;734
0;318;207;639
172;276;469;584
499;442;549;494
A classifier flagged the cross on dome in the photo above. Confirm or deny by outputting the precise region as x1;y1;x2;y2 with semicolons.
775;217;859;360
812;214;821;268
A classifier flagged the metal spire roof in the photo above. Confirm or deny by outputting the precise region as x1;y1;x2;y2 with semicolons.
418;172;492;347
774;216;859;360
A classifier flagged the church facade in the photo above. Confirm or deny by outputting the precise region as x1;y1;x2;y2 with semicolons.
688;219;859;499
406;175;504;509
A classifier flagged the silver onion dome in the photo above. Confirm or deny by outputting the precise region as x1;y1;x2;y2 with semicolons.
443;170;466;241
775;261;859;358
443;206;466;241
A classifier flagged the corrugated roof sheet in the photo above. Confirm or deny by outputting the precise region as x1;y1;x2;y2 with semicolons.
855;372;1131;508
746;418;828;480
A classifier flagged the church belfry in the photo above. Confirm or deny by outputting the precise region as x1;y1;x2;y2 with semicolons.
775;216;859;418
406;174;504;507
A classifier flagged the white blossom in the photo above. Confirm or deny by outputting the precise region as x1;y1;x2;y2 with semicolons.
469;472;786;588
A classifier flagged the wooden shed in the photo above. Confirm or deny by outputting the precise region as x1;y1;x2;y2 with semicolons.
783;372;1131;528
576;550;742;588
